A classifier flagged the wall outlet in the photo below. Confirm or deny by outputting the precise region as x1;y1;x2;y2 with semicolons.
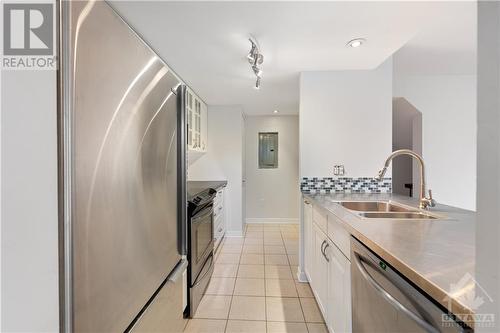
333;165;345;176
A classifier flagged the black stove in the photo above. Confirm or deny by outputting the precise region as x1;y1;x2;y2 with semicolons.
185;186;216;317
188;188;216;215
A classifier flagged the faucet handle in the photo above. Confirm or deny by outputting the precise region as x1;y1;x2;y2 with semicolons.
427;189;436;207
375;167;387;181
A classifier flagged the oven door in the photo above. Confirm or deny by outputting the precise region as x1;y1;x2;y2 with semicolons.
190;203;214;282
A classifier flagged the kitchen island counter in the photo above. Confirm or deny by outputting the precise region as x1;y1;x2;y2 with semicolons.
303;193;476;327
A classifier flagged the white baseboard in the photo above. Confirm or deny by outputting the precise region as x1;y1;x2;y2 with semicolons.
225;230;244;237
297;268;309;283
245;218;299;224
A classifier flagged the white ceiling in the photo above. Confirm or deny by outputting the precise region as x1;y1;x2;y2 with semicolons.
393;1;476;76
110;1;476;115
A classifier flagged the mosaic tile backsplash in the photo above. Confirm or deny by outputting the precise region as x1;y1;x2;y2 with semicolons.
300;177;392;194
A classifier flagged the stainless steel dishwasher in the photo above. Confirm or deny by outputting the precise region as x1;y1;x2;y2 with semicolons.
351;237;472;333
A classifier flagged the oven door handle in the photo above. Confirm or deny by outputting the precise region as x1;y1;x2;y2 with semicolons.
192;256;213;288
353;253;440;333
193;205;213;222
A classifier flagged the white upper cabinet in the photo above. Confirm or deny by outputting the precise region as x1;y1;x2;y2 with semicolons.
186;88;207;153
200;102;207;151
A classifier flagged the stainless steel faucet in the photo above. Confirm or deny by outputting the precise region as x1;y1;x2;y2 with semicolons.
375;149;436;209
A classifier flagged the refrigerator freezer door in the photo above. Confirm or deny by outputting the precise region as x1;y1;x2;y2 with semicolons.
130;260;188;333
66;2;182;331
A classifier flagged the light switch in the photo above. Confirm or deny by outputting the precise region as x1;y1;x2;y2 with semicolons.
333;165;345;176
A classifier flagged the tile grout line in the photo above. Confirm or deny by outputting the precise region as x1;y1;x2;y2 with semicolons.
204;224;317;332
224;294;232;333
283;227;310;330
225;229;235;332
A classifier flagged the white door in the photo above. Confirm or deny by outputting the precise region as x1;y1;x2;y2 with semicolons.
326;240;352;333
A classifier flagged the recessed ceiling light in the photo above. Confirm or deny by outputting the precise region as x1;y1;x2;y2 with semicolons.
273;110;279;114
347;38;366;48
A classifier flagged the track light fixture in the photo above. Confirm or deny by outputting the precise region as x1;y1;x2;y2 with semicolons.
255;77;261;90
248;37;264;89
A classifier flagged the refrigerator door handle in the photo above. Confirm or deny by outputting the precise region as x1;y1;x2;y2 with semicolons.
168;259;188;283
353;253;440;333
192;256;214;288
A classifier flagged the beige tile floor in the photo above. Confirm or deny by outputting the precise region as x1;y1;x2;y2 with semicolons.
184;223;327;333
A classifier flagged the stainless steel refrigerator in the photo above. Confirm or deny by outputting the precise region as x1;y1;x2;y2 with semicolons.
59;1;187;331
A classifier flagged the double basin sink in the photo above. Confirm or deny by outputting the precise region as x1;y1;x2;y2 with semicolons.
335;201;440;220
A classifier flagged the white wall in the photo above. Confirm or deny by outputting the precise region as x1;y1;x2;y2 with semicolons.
411;111;423;198
188;106;245;236
299;59;393;178
393;74;477;210
392;98;422;197
476;3;500;330
1;71;60;331
244;116;299;223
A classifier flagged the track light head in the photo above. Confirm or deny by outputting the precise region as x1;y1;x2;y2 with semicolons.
247;37;264;89
252;65;262;77
254;77;261;90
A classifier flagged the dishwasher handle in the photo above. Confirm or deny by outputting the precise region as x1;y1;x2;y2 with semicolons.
353;252;440;333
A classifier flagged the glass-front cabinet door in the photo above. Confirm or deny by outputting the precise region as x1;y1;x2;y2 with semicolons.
185;87;207;153
186;90;194;149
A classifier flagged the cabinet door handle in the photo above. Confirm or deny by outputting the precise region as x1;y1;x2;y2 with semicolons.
304;200;310;205
320;240;327;257
323;243;330;262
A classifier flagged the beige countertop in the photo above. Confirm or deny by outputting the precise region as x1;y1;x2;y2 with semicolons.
303;193;476;327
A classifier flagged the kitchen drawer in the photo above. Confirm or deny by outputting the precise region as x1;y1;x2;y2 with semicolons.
214;215;225;237
213;188;224;207
312;205;328;234
214;215;225;252
327;212;351;260
213;203;224;220
131;260;187;332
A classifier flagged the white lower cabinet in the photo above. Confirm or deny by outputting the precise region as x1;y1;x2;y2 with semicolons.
213;188;226;252
326;239;352;333
312;222;329;315
303;200;352;333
